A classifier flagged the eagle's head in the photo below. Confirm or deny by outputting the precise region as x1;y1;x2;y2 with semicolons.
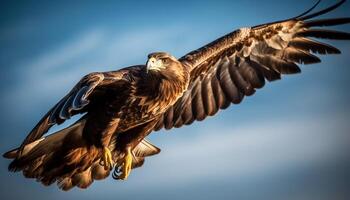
145;52;190;101
146;52;179;71
146;52;186;77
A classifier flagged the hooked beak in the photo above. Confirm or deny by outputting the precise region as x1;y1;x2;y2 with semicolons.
146;57;157;73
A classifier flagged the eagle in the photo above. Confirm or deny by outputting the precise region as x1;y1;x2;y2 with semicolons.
3;0;350;190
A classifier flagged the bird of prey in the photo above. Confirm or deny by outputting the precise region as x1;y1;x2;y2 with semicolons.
3;0;350;190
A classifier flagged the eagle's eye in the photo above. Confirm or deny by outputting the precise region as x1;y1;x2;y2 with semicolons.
162;58;168;64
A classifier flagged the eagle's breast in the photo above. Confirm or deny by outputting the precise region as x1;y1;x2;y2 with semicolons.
117;64;189;130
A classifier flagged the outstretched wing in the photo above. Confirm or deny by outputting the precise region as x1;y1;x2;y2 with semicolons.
18;71;128;155
154;1;350;131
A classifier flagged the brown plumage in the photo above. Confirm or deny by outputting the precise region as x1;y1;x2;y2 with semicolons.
3;0;350;190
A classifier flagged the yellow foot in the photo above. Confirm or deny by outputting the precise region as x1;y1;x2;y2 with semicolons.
116;148;132;180
101;147;114;170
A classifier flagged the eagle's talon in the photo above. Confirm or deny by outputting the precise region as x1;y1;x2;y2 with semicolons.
116;148;132;180
101;147;113;170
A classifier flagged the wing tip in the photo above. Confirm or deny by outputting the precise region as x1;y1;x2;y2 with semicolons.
3;149;17;159
298;0;347;21
294;0;322;19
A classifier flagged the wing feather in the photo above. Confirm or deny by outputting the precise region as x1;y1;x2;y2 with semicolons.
181;92;194;124
289;37;341;54
238;58;265;88
59;95;74;120
295;29;350;40
228;60;255;96
191;78;206;121
18;72;127;155
155;1;350;131
164;106;174;130
303;17;350;27
211;72;231;109
201;74;218;116
218;60;244;104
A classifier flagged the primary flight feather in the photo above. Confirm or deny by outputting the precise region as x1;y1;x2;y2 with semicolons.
3;0;350;190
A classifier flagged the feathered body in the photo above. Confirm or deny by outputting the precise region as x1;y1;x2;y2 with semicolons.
4;53;190;189
84;63;189;144
3;0;350;191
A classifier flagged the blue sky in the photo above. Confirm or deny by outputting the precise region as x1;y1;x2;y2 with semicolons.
0;0;350;199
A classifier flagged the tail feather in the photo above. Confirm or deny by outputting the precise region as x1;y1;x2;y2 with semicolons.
71;166;93;189
55;138;160;191
6;118;87;172
3;137;45;159
3;118;103;189
133;139;161;157
56;159;111;191
4;117;161;190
